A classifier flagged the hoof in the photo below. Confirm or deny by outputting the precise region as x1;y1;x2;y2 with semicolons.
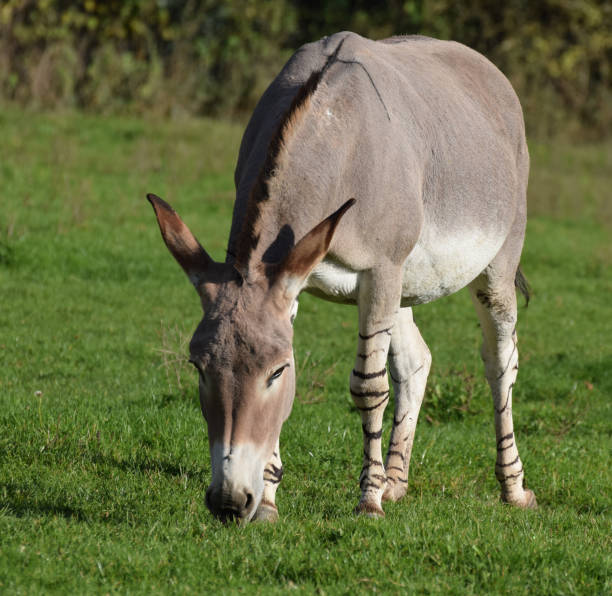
382;480;407;503
501;489;538;510
252;501;279;523
354;501;385;518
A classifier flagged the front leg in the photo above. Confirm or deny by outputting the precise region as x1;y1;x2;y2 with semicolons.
351;267;402;517
252;440;282;522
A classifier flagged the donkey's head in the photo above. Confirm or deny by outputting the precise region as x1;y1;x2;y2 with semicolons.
147;194;354;521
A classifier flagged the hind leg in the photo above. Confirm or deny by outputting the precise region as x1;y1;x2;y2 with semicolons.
469;272;536;509
383;307;431;502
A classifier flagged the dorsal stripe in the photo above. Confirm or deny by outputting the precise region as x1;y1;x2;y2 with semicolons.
235;37;348;272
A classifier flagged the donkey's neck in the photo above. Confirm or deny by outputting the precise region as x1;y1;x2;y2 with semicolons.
230;86;349;271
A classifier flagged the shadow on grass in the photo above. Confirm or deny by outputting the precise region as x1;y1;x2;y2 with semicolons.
3;482;88;522
85;450;208;481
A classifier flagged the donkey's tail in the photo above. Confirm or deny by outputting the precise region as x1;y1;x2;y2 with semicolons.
515;266;531;307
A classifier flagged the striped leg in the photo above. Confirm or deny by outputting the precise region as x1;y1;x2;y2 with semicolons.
253;440;283;522
383;307;431;502
351;269;401;517
469;279;537;509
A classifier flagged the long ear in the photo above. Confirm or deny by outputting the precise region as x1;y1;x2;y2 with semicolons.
147;193;213;288
272;198;355;304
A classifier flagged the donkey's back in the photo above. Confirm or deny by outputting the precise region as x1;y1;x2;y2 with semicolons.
232;32;529;307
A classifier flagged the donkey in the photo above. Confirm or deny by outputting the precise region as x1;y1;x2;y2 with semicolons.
148;32;537;522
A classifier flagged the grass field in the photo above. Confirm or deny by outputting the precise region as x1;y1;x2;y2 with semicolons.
1;106;611;594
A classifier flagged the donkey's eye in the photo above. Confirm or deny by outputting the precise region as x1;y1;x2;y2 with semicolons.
268;365;287;387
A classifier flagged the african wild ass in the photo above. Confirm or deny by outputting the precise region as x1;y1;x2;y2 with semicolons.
148;32;537;522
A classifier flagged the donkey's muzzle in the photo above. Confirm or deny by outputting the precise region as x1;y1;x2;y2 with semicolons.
206;484;255;523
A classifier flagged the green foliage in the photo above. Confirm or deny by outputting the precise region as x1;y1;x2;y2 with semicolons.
0;107;611;592
1;1;610;136
0;0;297;116
418;0;612;139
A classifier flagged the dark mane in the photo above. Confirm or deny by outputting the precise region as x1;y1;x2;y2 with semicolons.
235;38;347;271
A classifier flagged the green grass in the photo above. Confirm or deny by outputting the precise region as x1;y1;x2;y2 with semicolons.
1;106;610;594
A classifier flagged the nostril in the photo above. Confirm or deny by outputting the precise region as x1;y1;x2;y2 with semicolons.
244;491;253;511
206;485;255;521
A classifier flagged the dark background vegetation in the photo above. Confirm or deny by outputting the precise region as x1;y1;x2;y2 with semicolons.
1;0;611;139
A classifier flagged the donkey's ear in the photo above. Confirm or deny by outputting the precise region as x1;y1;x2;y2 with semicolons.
272;198;355;304
147;193;213;288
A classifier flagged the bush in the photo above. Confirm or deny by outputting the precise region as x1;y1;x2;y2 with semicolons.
0;0;610;138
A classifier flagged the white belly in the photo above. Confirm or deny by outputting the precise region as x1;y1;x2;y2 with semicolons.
399;225;505;304
305;225;505;306
305;259;360;303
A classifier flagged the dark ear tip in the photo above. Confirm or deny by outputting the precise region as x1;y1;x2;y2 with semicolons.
339;197;356;213
329;197;356;222
146;193;174;214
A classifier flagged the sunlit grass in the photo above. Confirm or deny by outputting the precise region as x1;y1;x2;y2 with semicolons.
0;107;610;593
